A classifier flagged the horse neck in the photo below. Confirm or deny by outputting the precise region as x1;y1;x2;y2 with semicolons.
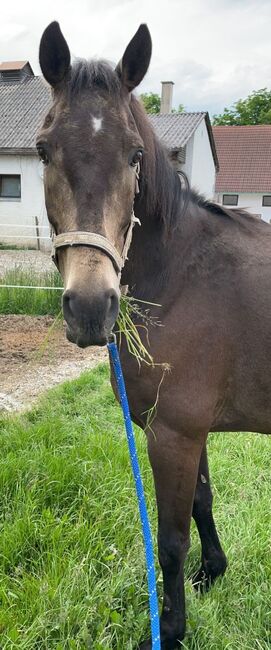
121;107;185;301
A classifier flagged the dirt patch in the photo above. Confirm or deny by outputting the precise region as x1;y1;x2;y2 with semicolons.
0;315;107;412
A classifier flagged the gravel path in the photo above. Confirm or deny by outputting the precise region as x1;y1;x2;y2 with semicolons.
0;250;54;277
0;315;107;412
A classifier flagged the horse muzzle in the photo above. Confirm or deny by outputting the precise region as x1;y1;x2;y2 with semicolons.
62;287;119;347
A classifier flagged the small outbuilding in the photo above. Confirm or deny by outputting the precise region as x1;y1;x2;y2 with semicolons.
0;61;50;249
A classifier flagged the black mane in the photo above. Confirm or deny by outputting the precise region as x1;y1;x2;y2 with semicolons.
130;96;185;232
191;190;260;227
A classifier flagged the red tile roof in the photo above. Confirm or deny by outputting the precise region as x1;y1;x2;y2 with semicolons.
213;125;271;193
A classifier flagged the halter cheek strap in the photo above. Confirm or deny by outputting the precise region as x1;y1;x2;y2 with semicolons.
51;163;141;276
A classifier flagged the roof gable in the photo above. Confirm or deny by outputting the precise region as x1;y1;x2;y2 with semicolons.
149;112;218;170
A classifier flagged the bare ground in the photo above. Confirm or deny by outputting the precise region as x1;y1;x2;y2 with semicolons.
0;315;107;412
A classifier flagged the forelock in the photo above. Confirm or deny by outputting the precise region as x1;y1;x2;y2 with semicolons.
68;59;121;97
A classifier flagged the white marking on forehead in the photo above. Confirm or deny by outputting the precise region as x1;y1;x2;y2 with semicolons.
92;116;103;133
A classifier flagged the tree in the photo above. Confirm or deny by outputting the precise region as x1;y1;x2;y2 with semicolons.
213;88;271;125
140;93;185;115
172;103;185;114
140;92;161;114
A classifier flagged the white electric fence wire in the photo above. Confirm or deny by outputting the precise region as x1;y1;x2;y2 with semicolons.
0;224;49;229
0;285;63;290
0;220;59;290
2;235;51;240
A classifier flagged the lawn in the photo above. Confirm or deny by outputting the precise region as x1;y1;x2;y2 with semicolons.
0;363;270;649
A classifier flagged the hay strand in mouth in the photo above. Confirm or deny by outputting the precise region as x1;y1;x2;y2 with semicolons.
116;294;163;367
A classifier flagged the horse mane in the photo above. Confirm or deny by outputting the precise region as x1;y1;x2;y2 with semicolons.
190;190;261;228
68;59;259;232
130;96;185;232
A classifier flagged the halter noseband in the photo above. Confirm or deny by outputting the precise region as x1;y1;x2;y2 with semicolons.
51;163;141;276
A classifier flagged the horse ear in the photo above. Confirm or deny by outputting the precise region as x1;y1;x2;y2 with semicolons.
39;21;71;87
116;24;152;92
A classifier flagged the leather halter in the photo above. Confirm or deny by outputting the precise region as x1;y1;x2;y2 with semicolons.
51;163;141;276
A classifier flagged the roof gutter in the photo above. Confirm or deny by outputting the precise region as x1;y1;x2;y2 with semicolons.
0;147;37;155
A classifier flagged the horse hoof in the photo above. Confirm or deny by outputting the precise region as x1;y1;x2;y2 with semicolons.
192;565;212;593
192;554;227;593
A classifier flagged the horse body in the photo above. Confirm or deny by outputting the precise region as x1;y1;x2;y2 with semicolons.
121;194;271;435
119;200;271;647
38;21;270;649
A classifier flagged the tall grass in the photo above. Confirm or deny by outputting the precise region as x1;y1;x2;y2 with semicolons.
0;268;62;316
0;364;270;649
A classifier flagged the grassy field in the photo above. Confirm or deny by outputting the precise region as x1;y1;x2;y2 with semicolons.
0;268;62;316
0;363;270;649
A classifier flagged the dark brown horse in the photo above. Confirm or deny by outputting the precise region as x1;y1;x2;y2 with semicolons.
38;22;270;649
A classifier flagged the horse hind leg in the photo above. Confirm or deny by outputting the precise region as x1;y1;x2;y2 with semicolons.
192;443;227;592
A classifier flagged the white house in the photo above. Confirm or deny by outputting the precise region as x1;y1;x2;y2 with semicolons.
0;61;51;250
0;69;218;250
213;125;271;223
149;81;218;198
149;113;218;198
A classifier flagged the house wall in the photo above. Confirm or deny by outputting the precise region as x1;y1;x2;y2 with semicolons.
216;192;271;223
181;121;216;199
181;134;194;182
0;154;50;250
188;121;216;199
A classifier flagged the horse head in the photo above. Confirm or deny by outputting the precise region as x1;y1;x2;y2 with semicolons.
38;21;152;346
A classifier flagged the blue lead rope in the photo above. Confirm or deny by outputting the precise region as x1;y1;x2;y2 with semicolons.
107;339;161;650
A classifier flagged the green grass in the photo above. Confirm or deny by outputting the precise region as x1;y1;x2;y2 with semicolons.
0;364;270;649
0;268;62;316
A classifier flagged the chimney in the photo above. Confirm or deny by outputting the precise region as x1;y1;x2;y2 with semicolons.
160;81;174;114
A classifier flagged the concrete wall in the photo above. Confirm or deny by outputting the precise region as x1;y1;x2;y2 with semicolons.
0;154;50;250
216;192;271;223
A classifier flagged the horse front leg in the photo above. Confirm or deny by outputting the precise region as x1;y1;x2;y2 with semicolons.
138;424;207;650
192;443;227;591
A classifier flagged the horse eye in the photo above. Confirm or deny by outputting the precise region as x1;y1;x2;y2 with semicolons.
130;149;143;167
36;144;49;165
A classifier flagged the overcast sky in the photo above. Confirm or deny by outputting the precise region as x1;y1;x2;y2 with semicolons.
2;0;271;117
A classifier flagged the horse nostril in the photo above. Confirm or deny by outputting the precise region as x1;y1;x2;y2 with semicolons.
62;289;76;320
106;289;119;324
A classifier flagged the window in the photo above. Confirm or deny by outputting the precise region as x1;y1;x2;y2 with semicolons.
0;174;21;199
262;195;271;207
222;194;238;206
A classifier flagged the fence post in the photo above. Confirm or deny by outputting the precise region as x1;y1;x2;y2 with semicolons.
35;216;40;251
